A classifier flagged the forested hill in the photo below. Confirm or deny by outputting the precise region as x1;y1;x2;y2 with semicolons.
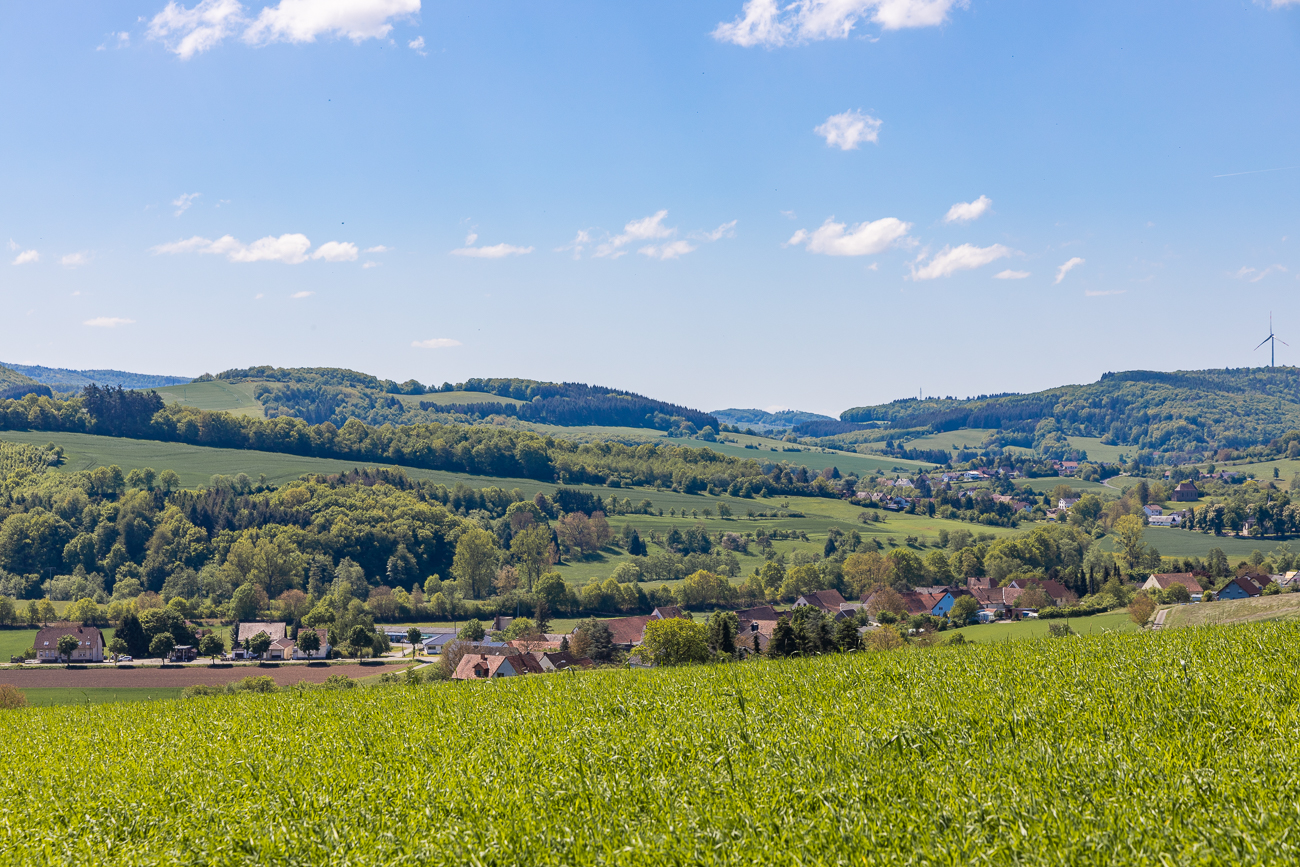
217;367;718;433
0;365;52;401
711;408;835;431
840;367;1300;460
2;363;189;393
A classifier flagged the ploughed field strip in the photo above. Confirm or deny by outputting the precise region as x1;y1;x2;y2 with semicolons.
0;663;383;689
3;623;1300;865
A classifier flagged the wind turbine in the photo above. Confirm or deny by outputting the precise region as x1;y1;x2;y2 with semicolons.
1255;313;1288;368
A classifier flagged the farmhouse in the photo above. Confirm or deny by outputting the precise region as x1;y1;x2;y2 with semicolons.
233;622;287;658
454;653;522;679
34;624;104;663
1171;482;1199;502
1148;514;1182;528
1142;573;1204;597
597;606;690;649
1217;575;1272;600
793;589;848;614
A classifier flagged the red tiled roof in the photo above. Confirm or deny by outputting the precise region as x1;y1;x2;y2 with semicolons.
733;605;780;621
453;653;518;679
603;615;653;646
797;589;847;612
1148;573;1204;593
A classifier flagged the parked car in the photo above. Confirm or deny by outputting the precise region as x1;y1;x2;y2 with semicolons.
117;655;133;663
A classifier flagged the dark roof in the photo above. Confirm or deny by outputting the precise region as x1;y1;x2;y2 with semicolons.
733;605;780;621
651;606;687;620
34;624;103;650
540;651;593;671
603;615;653;646
797;589;847;612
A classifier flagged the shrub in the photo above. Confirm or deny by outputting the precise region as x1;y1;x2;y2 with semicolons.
321;674;356;690
233;676;279;693
1047;623;1075;638
182;684;225;699
0;684;26;710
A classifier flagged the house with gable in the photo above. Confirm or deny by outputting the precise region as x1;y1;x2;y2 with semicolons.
34;624;104;663
793;589;848;614
1217;575;1272;600
1171;482;1199;502
1141;573;1204;599
453;653;522;680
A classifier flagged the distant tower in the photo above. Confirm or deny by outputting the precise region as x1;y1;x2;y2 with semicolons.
1255;313;1288;368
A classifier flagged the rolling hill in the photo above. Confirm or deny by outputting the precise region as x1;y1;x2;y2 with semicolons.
838;367;1300;462
711;408;835;431
2;362;190;393
0;365;52;401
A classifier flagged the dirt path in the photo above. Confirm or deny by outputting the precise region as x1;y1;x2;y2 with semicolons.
1152;607;1170;630
0;663;397;688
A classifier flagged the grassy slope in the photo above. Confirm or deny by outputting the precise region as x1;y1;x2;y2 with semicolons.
949;610;1137;643
1163;592;1300;629
3;624;1300;864
703;437;935;476
153;381;266;418
902;428;998;451
394;391;527;408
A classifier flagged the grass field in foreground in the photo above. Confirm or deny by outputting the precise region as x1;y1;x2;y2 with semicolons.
4;623;1300;865
1163;592;1300;629
16;687;185;707
949;610;1137;642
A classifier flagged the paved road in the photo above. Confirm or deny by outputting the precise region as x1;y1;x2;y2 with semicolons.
1152;607;1170;630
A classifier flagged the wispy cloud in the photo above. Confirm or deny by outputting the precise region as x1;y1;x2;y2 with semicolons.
1084;289;1125;297
564;211;734;261
85;317;135;327
364;245;390;253
173;192;201;216
1054;256;1085;284
1235;264;1288;282
150;233;355;265
290;290;312;298
412;338;461;349
910;243;1011;280
787;216;912;256
713;0;967;48
147;0;421;60
361;261;381;269
815;110;882;150
595;211;673;259
61;252;91;268
993;269;1030;280
409;35;426;55
943;195;991;223
11;249;39;265
450;233;534;258
97;31;131;51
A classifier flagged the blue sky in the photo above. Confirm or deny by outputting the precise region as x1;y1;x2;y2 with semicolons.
2;0;1299;416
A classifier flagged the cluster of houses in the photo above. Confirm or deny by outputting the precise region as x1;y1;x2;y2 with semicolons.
231;622;331;661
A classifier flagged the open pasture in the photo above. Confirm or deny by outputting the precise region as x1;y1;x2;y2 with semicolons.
153;380;265;418
397;391;527;408
3;623;1299;865
702;438;935;477
902;427;998;452
949;610;1137;642
1163;592;1300;629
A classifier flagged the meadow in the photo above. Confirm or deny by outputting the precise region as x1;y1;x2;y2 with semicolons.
152;380;265;418
2;622;1299;864
1163;592;1300;629
948;610;1137;642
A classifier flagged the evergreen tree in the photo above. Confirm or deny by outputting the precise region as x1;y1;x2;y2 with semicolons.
769;616;796;657
117;612;148;658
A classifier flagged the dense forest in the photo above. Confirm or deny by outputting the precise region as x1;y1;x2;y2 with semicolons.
2;363;189;394
212;366;718;433
0;366;52;402
839;368;1300;462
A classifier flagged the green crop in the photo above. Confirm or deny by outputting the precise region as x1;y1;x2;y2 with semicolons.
2;622;1300;865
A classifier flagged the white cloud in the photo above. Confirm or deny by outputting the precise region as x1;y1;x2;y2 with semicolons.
290;290;313;298
595;211;674;259
556;230;592;259
244;0;420;46
364;245;390;253
994;269;1030;279
412;338;461;349
943;195;991;223
713;0;966;47
1054;256;1085;284
1261;1;1300;8
98;31;132;51
361;261;381;269
697;220;738;242
787;216;912;256
12;249;39;265
148;0;246;60
147;0;419;59
409;35;426;54
815;110;882;150
451;233;534;258
640;240;697;260
61;252;91;268
909;243;1011;280
311;241;358;262
151;233;316;264
85;317;134;327
173;192;201;216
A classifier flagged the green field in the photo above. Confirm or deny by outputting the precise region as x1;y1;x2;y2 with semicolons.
1;627;118;661
17;687;185;707
1163;593;1300;629
396;391;527;409
1017;476;1114;495
1097;527;1276;561
949;610;1137;642
153;380;265;418
702;437;935;477
903;428;998;452
3;623;1300;864
1066;436;1133;464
